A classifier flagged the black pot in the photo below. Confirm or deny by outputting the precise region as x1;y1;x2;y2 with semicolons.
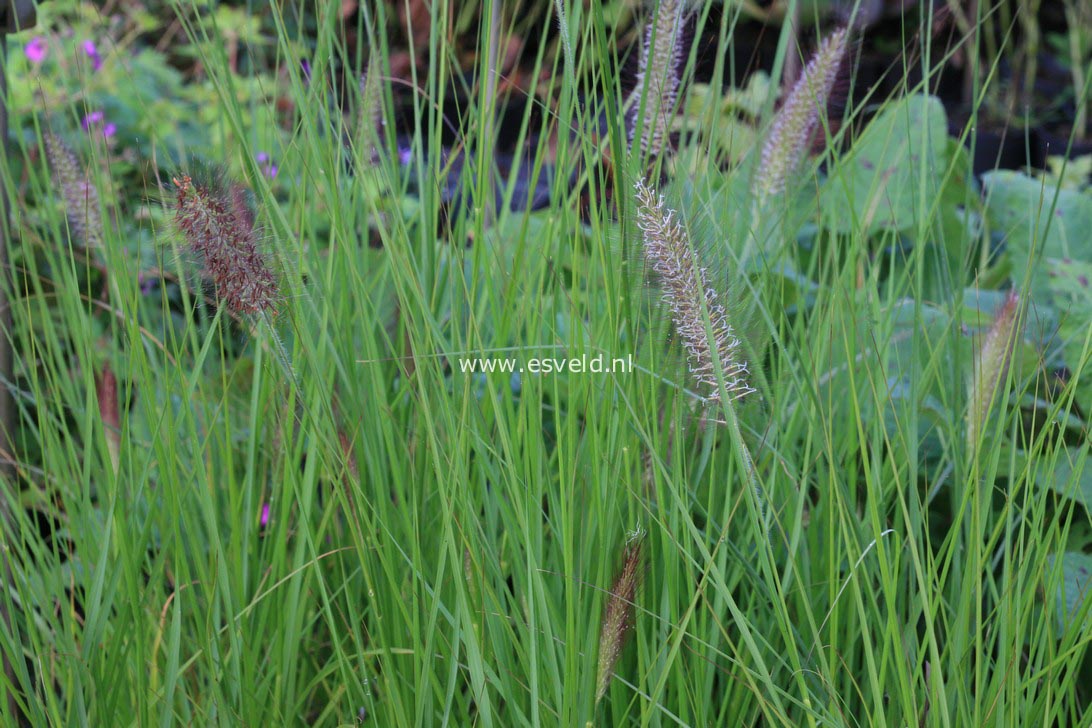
948;123;1046;179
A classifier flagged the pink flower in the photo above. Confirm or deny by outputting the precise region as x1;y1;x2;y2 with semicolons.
81;111;116;139
256;152;278;179
82;39;103;71
24;37;47;64
259;502;270;527
81;111;104;129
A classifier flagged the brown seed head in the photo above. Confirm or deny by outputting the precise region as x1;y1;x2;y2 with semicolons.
172;172;278;316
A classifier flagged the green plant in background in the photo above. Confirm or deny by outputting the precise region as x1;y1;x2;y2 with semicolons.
1058;0;1092;140
679;71;772;165
1;0;1091;726
982;157;1092;414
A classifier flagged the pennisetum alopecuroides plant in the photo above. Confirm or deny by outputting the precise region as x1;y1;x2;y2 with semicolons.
967;290;1022;451
754;26;849;200
633;177;753;405
629;0;687;160
171;167;279;318
43;132;103;250
594;529;645;707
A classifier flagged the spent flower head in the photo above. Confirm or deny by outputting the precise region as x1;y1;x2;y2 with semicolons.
754;27;849;198
171;168;279;316
634;178;753;404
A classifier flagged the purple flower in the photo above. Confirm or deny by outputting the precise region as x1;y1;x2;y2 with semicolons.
24;37;47;64
81;111;116;139
138;272;156;295
300;58;312;83
259;502;270;527
81;111;104;130
398;144;413;166
256;152;278;179
82;39;103;71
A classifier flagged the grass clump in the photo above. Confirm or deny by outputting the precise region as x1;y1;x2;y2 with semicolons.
0;1;1090;726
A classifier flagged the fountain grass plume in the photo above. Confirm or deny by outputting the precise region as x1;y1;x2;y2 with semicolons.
171;165;279;317
553;0;574;76
634;178;753;404
43;132;103;249
629;0;686;159
594;530;645;705
967;291;1021;448
754;26;849;198
359;45;384;162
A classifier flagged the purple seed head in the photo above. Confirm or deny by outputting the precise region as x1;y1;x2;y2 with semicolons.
172;170;279;316
595;532;645;704
755;27;849;198
43;133;103;249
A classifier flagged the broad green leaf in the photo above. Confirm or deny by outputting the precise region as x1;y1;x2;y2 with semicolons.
1047;552;1092;631
981;171;1092;413
982;171;1092;301
822;95;949;234
1040;446;1092;509
1049;258;1092;414
1041;154;1092;192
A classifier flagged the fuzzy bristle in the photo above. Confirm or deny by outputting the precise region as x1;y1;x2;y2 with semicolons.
634;178;753;404
967;291;1021;447
629;0;686;159
96;362;120;475
754;27;849;198
595;532;645;705
359;47;384;162
172;172;278;316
